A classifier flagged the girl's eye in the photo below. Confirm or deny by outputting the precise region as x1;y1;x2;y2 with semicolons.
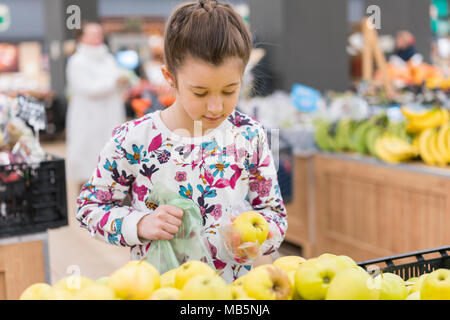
223;91;236;96
194;92;207;97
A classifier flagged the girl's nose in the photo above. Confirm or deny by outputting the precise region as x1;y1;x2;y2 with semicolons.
207;96;224;115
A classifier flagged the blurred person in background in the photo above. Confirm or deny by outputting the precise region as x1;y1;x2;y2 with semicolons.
390;30;423;66
65;22;128;189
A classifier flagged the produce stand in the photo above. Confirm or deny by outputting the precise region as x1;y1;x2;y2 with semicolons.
0;232;49;299
285;151;450;262
0;155;67;299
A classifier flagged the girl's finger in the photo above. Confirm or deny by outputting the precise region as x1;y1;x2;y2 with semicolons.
162;222;179;235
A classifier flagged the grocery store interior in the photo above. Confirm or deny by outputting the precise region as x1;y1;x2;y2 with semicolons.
1;0;449;300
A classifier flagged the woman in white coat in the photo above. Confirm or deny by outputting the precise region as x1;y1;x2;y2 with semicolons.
66;22;127;186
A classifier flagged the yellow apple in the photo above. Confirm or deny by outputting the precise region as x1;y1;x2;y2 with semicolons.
420;269;450;300
273;256;306;273
232;211;269;245
73;283;117;300
409;273;428;294
174;260;217;290
160;268;178;288
295;258;340;300
230;275;247;287
374;272;408;300
96;276;109;286
180;275;232;300
108;260;160;300
53;276;96;299
230;285;251;300
20;283;57;300
334;255;358;270
406;291;421;300
243;265;292;300
325;267;380;300
150;287;182;300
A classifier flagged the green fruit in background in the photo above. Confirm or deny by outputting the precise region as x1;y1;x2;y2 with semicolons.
335;119;353;151
366;126;384;156
352;120;373;154
314;119;337;151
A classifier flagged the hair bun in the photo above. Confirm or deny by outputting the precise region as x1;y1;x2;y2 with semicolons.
199;0;217;11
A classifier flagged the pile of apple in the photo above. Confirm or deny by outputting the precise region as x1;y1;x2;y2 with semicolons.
19;252;450;300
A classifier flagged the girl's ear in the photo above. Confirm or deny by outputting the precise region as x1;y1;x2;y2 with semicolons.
161;65;176;88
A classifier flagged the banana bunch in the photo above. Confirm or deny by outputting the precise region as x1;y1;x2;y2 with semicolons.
374;133;419;164
417;124;450;167
313;119;337;151
402;107;449;134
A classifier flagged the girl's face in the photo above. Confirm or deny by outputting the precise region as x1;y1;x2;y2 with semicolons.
162;55;243;134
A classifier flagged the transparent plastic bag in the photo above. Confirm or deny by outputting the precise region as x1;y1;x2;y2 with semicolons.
144;182;215;274
218;201;278;265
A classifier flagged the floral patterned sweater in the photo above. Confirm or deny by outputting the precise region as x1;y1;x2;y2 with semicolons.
76;109;288;283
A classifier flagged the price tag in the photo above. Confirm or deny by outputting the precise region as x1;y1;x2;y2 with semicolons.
16;94;47;131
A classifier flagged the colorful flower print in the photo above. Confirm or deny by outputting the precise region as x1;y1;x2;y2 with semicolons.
175;171;187;182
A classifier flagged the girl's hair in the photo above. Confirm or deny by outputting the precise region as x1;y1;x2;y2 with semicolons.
164;0;252;77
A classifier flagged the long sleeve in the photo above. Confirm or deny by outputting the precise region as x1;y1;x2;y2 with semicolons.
66;56;120;99
76;122;152;248
247;126;288;255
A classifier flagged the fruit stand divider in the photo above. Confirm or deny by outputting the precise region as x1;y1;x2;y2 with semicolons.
284;150;450;263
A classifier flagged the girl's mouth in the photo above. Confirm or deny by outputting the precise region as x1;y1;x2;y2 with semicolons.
203;116;222;122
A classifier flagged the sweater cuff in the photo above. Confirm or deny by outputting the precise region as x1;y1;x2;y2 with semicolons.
122;210;151;246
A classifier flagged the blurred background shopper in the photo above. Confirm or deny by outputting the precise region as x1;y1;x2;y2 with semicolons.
65;22;127;188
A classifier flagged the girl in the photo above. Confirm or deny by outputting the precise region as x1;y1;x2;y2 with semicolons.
76;0;287;283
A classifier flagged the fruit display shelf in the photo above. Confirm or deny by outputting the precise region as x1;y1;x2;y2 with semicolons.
284;150;450;263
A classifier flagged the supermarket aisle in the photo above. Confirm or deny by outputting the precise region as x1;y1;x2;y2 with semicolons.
43;140;130;284
42;140;297;283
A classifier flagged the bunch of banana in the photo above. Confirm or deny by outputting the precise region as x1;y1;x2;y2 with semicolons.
347;119;372;154
334;118;353;151
417;124;450;167
313;119;337;151
374;133;419;164
402;107;449;134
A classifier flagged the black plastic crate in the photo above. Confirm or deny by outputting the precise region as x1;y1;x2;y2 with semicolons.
358;246;450;280
0;155;68;238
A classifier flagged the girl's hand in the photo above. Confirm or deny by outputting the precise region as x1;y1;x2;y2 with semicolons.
137;204;184;241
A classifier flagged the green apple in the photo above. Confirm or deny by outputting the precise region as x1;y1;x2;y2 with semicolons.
232;211;269;245
325;267;380;300
180;275;232;300
273;256;306;273
150;287;181;300
420;269;450;300
374;272;408;300
174;260;217;290
295;258;341;300
20;283;57;300
243;265;292;300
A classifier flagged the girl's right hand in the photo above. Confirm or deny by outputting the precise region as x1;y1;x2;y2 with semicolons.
137;204;184;241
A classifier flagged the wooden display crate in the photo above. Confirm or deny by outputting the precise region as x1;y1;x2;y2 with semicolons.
0;236;46;299
284;153;315;258
313;153;450;262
